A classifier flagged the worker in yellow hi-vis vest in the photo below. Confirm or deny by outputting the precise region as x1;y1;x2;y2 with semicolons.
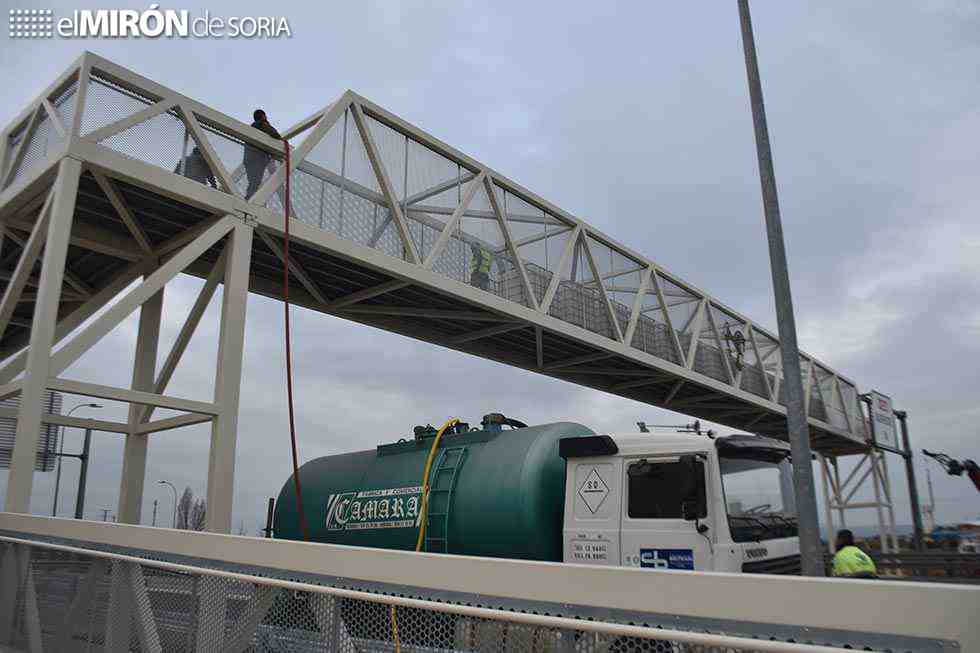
469;242;493;291
832;529;878;578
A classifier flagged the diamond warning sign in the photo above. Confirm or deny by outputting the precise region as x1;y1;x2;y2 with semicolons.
578;467;610;513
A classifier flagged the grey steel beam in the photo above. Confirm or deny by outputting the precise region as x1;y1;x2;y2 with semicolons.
895;410;925;552
738;0;822;576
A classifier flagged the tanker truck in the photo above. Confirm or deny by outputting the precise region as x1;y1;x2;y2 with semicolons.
274;414;801;574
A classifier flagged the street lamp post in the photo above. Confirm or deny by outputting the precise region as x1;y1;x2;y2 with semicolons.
736;0;824;576
158;480;178;528
51;403;102;517
74;426;95;519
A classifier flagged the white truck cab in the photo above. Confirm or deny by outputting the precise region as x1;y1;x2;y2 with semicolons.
560;432;801;574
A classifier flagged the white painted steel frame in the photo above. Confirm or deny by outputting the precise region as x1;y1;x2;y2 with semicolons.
818;449;899;555
0;52;876;532
0;101;245;529
0;514;976;650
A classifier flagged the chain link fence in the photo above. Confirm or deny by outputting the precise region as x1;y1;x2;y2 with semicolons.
0;537;874;653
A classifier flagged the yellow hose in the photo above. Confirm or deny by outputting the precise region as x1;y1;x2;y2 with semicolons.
392;417;460;652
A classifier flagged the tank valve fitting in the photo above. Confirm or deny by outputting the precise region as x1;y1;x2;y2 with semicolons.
413;424;436;441
481;413;529;432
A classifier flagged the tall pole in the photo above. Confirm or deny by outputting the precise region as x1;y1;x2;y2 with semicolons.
895;410;925;551
924;467;936;532
158;480;178;528
736;0;823;576
73;428;92;519
53;403;101;516
51;425;66;516
264;497;275;538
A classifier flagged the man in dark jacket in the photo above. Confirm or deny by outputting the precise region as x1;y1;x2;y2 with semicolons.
244;109;282;199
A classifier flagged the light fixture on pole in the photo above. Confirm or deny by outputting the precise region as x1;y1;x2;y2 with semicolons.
158;479;178;528
51;402;102;517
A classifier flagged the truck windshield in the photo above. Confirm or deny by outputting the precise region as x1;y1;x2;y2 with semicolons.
720;456;798;542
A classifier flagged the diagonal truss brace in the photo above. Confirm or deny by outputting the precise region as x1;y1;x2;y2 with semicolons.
623;266;653;345
2;106;43;189
705;306;735;385
485;175;540;311
0;258;150;385
48;216;235;378
650;268;687;364
350;102;420;264
140;245;228;424
746;324;774;400
89;167;154;253
41;97;67;138
55;558;107;651
684;299;707;369
257;230;328;305
539;224;582;314
580;235;623;341
0;187;54;341
251;92;353;209
423;171;485;269
83;98;177;144
182;104;238;195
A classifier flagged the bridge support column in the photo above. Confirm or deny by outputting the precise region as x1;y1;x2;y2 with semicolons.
205;222;253;533
117;285;164;524
3;158;79;513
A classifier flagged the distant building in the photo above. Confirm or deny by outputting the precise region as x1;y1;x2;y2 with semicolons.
0;391;63;471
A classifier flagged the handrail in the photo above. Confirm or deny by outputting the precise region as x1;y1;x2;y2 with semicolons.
1;535;853;653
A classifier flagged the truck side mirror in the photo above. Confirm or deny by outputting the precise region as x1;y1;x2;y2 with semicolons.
682;500;709;533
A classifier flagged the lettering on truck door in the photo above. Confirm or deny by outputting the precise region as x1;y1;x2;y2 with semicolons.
563;460;621;565
619;455;714;571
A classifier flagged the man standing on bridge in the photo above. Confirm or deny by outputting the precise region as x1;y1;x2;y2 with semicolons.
832;529;878;578
244;109;283;199
469;241;493;291
175;146;217;188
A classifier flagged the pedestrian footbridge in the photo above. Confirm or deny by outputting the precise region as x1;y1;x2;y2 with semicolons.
0;50;969;653
0;52;874;530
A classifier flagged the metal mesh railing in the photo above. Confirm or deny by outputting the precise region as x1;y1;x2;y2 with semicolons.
2;80;77;190
0;537;867;653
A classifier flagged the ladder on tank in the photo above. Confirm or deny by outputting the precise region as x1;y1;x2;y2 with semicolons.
425;447;467;553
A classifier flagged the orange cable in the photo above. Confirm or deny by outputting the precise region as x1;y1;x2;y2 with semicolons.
282;140;310;541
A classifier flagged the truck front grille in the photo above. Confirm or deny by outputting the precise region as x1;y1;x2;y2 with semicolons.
742;554;801;575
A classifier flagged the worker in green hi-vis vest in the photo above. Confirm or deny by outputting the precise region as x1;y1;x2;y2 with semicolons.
832;529;878;578
469;242;493;291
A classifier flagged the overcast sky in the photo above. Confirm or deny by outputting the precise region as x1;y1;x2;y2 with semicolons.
0;1;977;535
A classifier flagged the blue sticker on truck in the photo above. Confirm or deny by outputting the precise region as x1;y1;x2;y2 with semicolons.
640;548;695;570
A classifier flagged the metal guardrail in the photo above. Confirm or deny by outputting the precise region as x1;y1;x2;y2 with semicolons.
1;515;977;652
825;552;980;584
3;535;853;653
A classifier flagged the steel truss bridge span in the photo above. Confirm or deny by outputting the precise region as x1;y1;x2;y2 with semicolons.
0;52;871;527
